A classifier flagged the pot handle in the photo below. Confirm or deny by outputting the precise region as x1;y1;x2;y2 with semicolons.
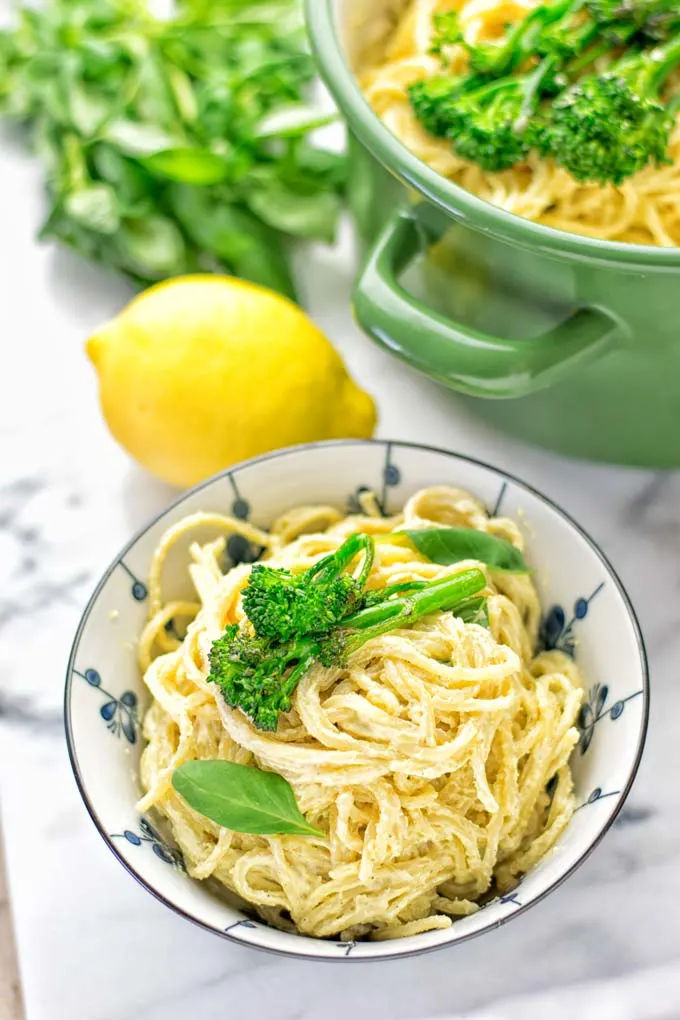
353;207;621;398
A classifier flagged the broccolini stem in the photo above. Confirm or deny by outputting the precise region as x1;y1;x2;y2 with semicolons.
648;34;680;93
307;533;375;585
280;651;318;698
474;0;582;75
346;567;489;652
342;571;487;632
611;30;680;94
367;579;429;603
515;54;559;129
355;538;375;589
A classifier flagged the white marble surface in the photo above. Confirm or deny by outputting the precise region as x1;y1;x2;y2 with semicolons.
1;116;680;1020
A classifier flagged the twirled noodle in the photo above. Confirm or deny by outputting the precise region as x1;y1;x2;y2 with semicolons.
360;0;680;246
137;486;583;940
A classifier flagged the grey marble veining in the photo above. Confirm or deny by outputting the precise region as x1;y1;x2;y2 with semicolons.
1;119;679;1020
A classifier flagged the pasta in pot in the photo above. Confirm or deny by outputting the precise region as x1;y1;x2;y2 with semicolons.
137;486;582;941
360;0;680;246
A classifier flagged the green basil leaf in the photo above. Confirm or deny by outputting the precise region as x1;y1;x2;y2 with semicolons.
166;64;198;124
141;147;229;184
397;528;530;573
103;118;182;157
172;760;323;837
0;0;344;298
169;184;298;299
92;144;152;207
116;215;188;277
246;180;341;243
64;183;120;234
68;86;109;136
255;103;338;139
39;206;103;259
133;50;180;129
292;146;347;188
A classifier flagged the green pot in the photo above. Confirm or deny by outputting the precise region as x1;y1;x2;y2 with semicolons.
306;0;680;467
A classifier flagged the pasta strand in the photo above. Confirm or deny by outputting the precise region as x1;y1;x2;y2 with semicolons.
137;486;582;940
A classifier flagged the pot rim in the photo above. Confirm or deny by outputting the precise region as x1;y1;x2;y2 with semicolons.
306;0;680;266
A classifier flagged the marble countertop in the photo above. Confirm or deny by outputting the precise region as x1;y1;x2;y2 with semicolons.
2;115;680;1020
0;839;23;1020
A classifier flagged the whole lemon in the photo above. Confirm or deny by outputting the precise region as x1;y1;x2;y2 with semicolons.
86;275;377;488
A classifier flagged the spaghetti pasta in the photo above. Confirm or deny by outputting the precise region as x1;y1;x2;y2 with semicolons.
359;0;680;245
137;486;583;940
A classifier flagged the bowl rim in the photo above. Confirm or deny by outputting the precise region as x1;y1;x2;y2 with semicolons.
305;0;680;266
64;438;650;962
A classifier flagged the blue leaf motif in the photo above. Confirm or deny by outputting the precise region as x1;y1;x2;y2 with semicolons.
336;940;357;956
153;843;177;864
541;606;565;649
578;683;642;755
76;668;138;742
579;726;595;755
226;533;261;566
384;464;400;486
112;820;184;870
540;584;604;657
610;700;625;720
119;561;148;601
491;482;508;517
120;712;137;745
100;699;117;722
224;919;258;934
379;442;400;515
574;597;589;619
500;891;522;907
232;498;250;520
139;818;157;840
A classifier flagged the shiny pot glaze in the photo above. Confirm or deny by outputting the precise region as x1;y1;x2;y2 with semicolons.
306;0;680;466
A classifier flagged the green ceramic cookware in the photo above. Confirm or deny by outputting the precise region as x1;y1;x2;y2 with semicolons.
306;0;680;467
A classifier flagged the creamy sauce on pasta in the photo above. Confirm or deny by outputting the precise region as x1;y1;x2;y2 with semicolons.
137;486;582;940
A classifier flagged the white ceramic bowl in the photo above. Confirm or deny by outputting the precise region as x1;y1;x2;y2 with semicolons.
65;440;648;961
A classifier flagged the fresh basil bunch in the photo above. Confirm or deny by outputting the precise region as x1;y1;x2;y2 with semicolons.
0;0;345;299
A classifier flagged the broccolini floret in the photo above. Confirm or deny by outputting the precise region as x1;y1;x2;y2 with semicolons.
209;625;317;732
540;35;680;183
242;533;373;642
448;63;556;171
410;0;680;182
409;0;606;172
209;564;488;731
585;0;679;32
430;0;584;76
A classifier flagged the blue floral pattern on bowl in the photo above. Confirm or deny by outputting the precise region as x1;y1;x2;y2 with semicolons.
111;817;185;870
349;442;401;515
578;682;645;755
225;474;264;565
540;582;605;655
119;561;147;601
74;668;138;743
